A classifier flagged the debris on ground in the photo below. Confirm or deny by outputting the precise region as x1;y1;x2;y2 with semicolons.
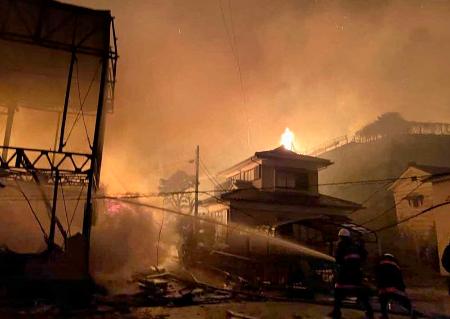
226;309;259;319
132;266;237;306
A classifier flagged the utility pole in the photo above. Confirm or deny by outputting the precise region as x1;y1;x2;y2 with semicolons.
194;145;200;234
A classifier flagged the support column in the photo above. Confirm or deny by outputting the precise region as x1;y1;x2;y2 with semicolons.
48;171;60;250
194;145;199;235
2;103;15;161
82;18;111;275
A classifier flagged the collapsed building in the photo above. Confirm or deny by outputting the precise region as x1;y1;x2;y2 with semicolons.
0;0;118;302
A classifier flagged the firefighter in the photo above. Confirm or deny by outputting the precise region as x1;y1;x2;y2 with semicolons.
330;228;374;319
441;240;450;295
375;253;415;319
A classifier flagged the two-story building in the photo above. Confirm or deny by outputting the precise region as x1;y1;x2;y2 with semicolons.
200;146;372;255
389;163;450;275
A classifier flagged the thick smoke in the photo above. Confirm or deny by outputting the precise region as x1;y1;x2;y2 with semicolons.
59;0;450;194
3;0;450;287
91;200;156;289
0;182;178;291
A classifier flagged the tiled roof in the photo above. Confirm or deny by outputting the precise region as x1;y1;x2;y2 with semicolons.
406;163;450;182
219;146;332;175
255;146;332;166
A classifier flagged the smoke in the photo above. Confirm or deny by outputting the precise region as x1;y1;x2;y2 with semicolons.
55;0;450;194
90;197;181;292
0;181;179;292
91;200;157;276
3;0;450;287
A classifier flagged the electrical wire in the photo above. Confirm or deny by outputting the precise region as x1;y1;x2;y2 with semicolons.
104;197;335;261
199;159;264;219
228;0;247;104
68;183;85;231
374;201;450;233
59;182;71;236
64;59;101;148
360;181;392;206
1;171;449;203
75;58;93;148
360;180;424;226
156;209;165;267
199;158;224;192
14;181;48;242
361;180;423;226
4;179;447;238
218;0;238;61
218;0;251;148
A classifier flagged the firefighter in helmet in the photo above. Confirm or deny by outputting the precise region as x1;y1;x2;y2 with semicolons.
441;239;450;295
330;228;374;319
375;253;415;319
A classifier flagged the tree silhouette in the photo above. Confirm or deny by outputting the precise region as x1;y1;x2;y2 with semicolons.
158;170;196;214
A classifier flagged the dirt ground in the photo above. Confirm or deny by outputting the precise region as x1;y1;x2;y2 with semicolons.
409;287;450;317
1;297;449;319
116;302;406;319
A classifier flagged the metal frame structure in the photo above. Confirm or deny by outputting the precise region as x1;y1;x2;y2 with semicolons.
0;0;118;275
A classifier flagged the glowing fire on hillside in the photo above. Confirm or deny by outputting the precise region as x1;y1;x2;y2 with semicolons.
280;128;295;151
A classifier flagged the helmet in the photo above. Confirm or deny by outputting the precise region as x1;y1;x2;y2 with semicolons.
338;228;351;238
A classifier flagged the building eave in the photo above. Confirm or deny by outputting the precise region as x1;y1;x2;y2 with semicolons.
220;188;362;211
218;156;259;176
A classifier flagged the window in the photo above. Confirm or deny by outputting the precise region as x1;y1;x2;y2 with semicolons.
227;165;261;183
276;171;295;188
295;174;309;190
276;170;309;190
408;194;424;208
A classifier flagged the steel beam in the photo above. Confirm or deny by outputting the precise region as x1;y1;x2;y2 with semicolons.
59;51;76;151
2;103;15;161
48;171;60;250
82;16;111;273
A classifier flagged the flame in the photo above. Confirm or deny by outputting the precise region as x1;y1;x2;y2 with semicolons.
280;127;295;151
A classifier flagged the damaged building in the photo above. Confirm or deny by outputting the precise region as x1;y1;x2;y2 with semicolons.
201;146;369;254
0;0;118;302
192;146;375;291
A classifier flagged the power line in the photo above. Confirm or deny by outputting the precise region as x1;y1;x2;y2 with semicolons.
199;158;224;192
1;171;449;203
75;58;92;148
218;0;246;103
4;183;448;239
218;0;251;148
360;181;392;206
228;0;247;104
60;182;70;236
68;183;85;233
15;181;48;242
218;0;237;61
108;197;334;261
64;59;101;148
374;201;450;233
360;180;424;226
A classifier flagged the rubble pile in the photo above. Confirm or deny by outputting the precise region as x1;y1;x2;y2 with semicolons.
132;266;239;306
